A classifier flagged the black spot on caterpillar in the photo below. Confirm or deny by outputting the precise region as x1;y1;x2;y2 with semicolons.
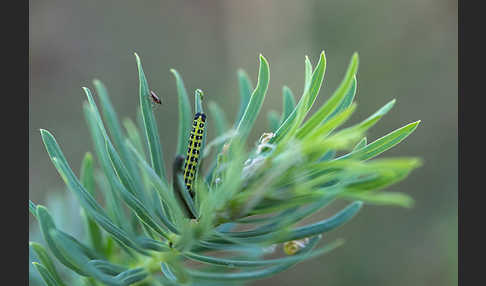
183;112;206;196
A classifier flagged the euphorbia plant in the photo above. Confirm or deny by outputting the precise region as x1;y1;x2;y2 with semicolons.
29;51;421;286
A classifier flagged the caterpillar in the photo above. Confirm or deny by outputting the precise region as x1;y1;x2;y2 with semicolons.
183;112;206;197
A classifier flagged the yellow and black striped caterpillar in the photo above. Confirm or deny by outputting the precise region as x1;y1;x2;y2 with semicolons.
184;112;206;196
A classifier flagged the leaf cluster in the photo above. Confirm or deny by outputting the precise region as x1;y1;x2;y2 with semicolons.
29;51;420;286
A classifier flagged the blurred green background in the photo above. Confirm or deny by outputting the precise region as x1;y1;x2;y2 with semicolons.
29;0;457;285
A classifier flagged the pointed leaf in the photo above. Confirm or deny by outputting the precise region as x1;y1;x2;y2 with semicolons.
234;55;270;142
235;69;254;127
280;86;296;125
273;51;327;144
135;53;166;179
32;263;60;286
40;129;146;254
30;242;66;286
340;121;421;160
170;69;193;156
296;53;359;139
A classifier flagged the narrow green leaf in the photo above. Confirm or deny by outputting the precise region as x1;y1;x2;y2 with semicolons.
235;69;254;127
48;230;123;285
93;79;146;203
225;195;335;238
32;263;60;286
296;53;359;139
126;141;182;232
176;173;198;219
340;191;414;208
282;201;362;242
105;140;141;199
114;268;148;285
87;260;127;275
170;155;197;219
337;99;396;139
241;201;362;243
93;80;128;161
195;89;204;114
162;262;190;284
38;208;102;262
185;237;342;268
319;150;336;161
273;51;327;144
160;263;177;282
206;101;230;183
327;76;357;120
280;86;296;125
84;88;147;231
30;242;66;286
80;153;95;195
83;103;130;231
234;55;270;142
305;103;357;142
40;129;146;255
80;152;105;255
106;144;171;239
187;235;321;281
202;130;237;159
36;206;86;274
208;101;229;136
170;69;193;156
353;137;367;151
340;121;421;161
83;87;147;202
304;55;313;90
345;158;422;192
135;53;166;179
136;237;170;252
122;118;146;158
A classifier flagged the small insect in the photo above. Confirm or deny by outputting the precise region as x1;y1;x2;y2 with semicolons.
149;90;162;107
283;237;310;255
183;112;207;197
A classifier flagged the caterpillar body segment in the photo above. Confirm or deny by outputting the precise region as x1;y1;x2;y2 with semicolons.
184;112;206;197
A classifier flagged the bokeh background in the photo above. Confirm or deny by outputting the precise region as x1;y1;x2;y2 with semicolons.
29;0;457;285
